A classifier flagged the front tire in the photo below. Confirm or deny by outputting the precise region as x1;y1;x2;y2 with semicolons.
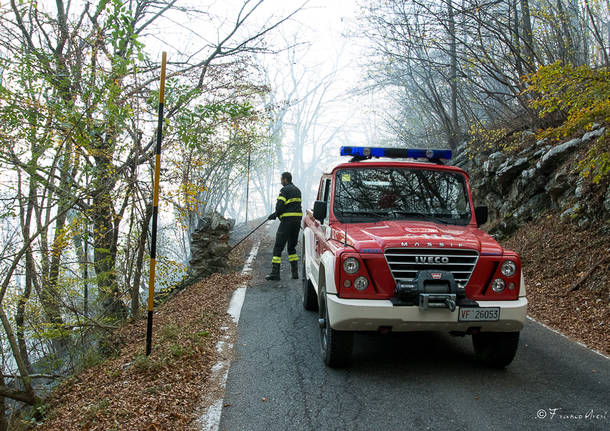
472;331;520;368
302;276;318;311
319;293;353;367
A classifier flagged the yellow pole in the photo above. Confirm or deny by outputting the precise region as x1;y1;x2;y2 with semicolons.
146;51;167;356
245;147;251;224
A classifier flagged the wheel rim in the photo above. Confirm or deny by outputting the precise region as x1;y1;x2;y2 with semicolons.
320;302;328;351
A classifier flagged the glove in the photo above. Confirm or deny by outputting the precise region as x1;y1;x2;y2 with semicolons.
267;213;277;220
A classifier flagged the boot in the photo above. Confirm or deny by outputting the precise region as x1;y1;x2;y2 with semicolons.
265;263;280;281
290;261;299;279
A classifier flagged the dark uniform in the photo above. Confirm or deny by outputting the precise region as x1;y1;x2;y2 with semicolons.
266;182;302;280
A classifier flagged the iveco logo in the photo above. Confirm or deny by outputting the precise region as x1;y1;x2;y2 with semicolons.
415;256;449;263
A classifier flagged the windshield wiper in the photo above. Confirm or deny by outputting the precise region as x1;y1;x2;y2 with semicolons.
389;211;466;225
433;213;471;225
338;210;385;221
387;210;440;221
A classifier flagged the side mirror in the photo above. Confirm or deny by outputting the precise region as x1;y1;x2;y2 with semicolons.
313;200;327;224
475;206;488;227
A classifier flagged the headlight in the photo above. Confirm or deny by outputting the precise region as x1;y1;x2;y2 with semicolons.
501;260;517;277
354;276;369;291
343;257;359;274
491;278;506;293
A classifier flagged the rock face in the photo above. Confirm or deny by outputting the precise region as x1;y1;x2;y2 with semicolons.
536;137;581;174
453;125;608;238
188;212;235;282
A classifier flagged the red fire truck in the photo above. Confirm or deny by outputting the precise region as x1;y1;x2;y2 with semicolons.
301;147;527;368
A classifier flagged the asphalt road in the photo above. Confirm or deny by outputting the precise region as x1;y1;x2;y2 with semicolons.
218;233;610;431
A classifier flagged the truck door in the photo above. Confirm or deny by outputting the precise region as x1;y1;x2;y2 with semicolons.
314;176;332;263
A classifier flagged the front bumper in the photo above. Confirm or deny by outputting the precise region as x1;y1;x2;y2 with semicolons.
326;294;527;332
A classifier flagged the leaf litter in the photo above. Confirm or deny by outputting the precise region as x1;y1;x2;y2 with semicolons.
504;213;609;355
37;237;258;431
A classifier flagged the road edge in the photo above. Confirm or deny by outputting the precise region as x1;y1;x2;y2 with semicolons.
198;240;261;431
527;316;610;360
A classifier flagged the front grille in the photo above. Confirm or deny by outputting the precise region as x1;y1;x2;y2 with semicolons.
384;248;479;286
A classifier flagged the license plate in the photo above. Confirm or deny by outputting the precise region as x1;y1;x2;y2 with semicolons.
458;307;500;322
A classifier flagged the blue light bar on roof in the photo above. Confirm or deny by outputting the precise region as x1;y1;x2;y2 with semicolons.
340;146;452;161
340;147;386;157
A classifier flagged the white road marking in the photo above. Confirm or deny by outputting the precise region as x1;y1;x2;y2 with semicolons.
200;400;223;431
527;316;609;360
199;240;261;431
227;241;259;322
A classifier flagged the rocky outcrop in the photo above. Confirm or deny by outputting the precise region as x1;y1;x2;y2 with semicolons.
187;212;235;282
536;137;581;174
153;212;235;305
454;124;608;237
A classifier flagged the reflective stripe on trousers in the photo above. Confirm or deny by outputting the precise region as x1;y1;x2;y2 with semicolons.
271;219;300;264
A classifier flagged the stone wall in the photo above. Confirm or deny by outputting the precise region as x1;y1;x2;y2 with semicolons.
187;211;235;283
453;124;609;237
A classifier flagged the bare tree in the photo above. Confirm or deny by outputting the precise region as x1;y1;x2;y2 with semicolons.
0;0;302;410
360;0;609;148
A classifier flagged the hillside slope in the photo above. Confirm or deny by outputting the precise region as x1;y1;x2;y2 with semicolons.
504;212;609;355
32;271;248;431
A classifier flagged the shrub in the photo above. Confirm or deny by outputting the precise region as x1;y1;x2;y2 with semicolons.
525;62;610;183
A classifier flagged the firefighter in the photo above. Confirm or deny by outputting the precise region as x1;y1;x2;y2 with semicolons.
266;172;302;281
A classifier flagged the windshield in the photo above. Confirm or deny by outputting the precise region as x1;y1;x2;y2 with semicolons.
333;167;472;225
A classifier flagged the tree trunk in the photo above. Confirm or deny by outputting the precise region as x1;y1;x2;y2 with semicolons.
584;0;609;66
511;0;524;78
0;307;38;405
72;213;90;317
0;384;39;406
448;0;459;150
131;203;152;320
521;0;536;72
607;0;610;62
16;251;33;373
84;232;89;317
92;144;126;319
44;150;74;353
0;374;7;431
16;174;38;373
556;0;577;64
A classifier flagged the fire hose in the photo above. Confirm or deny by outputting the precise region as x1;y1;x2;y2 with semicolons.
228;218;269;252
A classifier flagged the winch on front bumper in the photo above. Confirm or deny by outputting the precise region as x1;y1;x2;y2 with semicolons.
391;270;477;311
